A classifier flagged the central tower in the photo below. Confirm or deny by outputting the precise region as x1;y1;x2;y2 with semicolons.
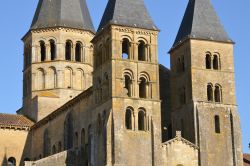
91;0;162;165
20;0;95;121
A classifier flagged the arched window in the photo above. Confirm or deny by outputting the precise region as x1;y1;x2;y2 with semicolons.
43;129;51;157
124;75;132;97
58;142;62;152
64;67;73;89
214;84;222;102
40;41;46;62
207;84;213;101
214;115;221;133
52;145;56;154
97;114;102;134
122;38;130;59
206;53;212;69
50;40;56;60
8;157;16;166
75;132;79;148
75;42;82;62
125;108;133;130
65;41;72;61
37;68;45;90
64;113;73;150
138;109;146;131
81;128;85;149
139;77;147;98
138;40;146;61
88;125;94;166
213;54;219;70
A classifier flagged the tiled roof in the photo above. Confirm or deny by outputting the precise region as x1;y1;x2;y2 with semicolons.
0;113;34;130
244;154;250;166
98;0;158;32
30;0;95;33
173;0;232;49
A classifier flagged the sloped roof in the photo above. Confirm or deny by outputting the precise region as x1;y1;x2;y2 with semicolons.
98;0;158;31
31;0;95;33
244;154;250;166
0;113;34;129
173;0;232;48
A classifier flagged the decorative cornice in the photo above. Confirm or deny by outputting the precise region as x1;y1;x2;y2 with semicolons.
162;131;199;150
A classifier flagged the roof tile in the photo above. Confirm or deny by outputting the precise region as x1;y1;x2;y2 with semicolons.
0;113;34;129
98;0;158;31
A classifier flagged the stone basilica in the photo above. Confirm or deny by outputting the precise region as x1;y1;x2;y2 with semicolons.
0;0;243;165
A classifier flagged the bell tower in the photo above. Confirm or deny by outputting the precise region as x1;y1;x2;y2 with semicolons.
19;0;95;121
169;0;243;165
91;0;162;165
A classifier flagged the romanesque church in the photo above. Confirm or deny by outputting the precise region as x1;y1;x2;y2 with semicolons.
0;0;243;165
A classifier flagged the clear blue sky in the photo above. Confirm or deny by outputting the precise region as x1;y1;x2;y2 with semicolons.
0;0;249;153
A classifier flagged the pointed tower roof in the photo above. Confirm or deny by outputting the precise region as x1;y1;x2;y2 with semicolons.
173;0;232;48
97;0;158;32
30;0;95;33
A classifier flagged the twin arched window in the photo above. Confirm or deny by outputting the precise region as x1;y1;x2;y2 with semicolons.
125;107;147;131
207;84;222;102
121;38;149;61
206;53;220;70
40;40;56;62
123;71;151;99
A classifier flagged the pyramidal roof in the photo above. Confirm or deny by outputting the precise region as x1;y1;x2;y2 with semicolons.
97;0;158;32
30;0;95;33
173;0;232;48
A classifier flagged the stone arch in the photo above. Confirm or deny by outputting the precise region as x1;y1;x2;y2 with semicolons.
65;40;73;61
64;113;74;150
139;72;150;98
81;128;85;149
121;36;132;59
47;67;57;89
37;68;45;90
75;68;84;90
138;108;146;131
75;41;83;62
43;129;51;157
125;106;134;130
64;67;73;89
123;69;134;97
214;84;222;102
40;40;46;62
207;83;213;101
213;53;220;70
49;39;56;61
205;52;212;69
138;40;147;61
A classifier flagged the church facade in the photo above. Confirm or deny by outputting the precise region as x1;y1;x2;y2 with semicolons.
0;0;243;166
